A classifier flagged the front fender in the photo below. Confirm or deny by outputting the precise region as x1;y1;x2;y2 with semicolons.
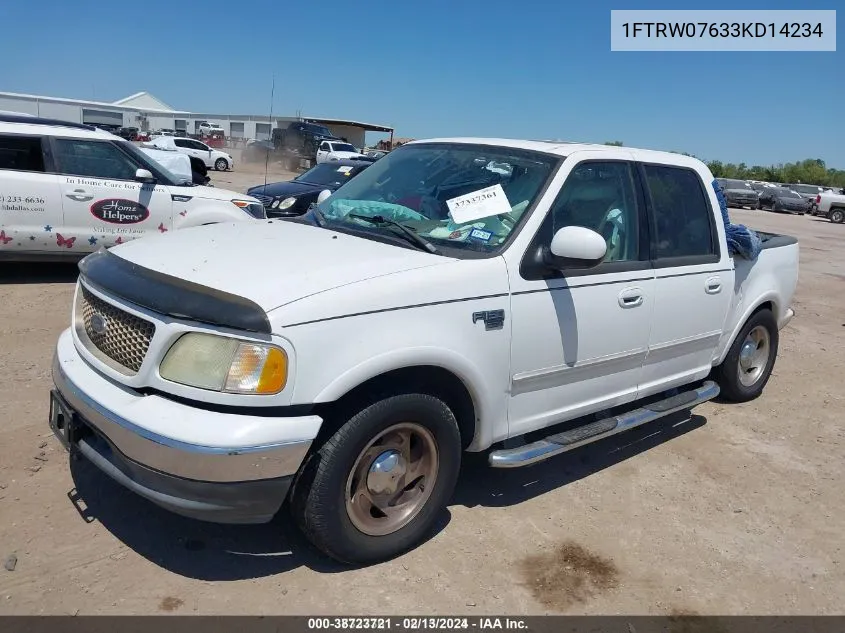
312;346;490;447
173;206;256;229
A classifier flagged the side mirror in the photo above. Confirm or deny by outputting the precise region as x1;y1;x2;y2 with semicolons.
135;168;155;182
547;226;607;268
317;189;332;204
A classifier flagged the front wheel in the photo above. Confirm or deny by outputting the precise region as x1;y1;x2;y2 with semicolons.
713;309;778;402
830;209;845;224
291;393;461;564
214;158;228;171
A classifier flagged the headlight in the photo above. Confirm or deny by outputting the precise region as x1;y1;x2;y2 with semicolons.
278;197;297;210
159;333;287;394
231;199;266;219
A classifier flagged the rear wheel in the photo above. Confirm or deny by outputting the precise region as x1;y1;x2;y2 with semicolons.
291;393;461;564
830;209;845;224
714;309;778;402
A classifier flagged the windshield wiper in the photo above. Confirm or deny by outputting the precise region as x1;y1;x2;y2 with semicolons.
306;203;326;227
347;213;439;254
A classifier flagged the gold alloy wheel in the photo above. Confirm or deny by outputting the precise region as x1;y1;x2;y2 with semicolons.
345;422;439;537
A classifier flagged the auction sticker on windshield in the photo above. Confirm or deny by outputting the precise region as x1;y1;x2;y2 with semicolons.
446;184;511;224
337;165;354;174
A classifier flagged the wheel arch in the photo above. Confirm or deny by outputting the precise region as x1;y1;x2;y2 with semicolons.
716;297;777;366
311;358;482;452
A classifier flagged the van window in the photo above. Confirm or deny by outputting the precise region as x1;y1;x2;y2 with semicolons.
643;164;717;259
0;135;46;172
53;139;138;181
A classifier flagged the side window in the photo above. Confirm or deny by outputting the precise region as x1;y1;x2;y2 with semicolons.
549;161;641;262
174;139;189;148
192;141;209;151
0;135;46;172
320;142;330;151
53;139;138;181
643;164;716;259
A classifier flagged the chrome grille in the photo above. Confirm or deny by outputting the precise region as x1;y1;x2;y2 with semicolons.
76;285;155;375
253;194;273;207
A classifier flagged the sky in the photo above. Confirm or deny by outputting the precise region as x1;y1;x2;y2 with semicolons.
1;0;842;167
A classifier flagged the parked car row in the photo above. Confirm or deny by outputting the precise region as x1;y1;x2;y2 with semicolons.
717;177;845;222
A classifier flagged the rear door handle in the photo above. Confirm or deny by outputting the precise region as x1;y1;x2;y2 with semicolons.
618;287;644;308
65;189;93;202
705;276;722;294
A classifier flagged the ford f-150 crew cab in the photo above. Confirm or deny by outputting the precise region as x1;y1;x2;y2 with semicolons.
49;138;798;564
0;115;264;260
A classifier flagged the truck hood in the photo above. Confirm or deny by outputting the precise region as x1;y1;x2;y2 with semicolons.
107;220;448;312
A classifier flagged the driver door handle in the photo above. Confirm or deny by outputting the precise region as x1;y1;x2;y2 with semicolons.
618;287;644;308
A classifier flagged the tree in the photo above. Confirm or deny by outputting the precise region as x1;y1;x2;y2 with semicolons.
603;141;624;146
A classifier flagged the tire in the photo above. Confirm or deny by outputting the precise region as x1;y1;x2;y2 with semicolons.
291;393;462;564
214;158;228;171
756;200;761;210
830;209;845;224
713;309;778;403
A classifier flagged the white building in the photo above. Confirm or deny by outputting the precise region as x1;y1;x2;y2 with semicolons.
0;91;394;149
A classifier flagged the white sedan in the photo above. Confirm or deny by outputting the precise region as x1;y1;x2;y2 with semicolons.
148;136;234;171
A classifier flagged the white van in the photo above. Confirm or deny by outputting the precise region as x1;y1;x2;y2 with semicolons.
0;115;264;260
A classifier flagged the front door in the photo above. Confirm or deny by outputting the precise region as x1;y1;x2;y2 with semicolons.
507;159;655;438
316;141;331;163
637;162;734;397
51;137;174;252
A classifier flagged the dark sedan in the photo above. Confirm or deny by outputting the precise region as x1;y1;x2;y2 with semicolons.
757;187;811;214
716;178;759;209
247;159;372;217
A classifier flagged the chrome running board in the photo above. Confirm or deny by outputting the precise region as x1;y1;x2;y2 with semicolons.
489;381;719;468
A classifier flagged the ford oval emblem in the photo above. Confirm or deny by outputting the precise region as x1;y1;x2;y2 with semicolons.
90;313;108;336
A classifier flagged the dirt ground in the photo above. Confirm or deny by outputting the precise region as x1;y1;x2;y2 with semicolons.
0;168;843;615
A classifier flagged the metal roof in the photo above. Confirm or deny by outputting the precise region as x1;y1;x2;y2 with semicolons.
305;116;393;133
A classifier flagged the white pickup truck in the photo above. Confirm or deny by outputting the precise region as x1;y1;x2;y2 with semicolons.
49;138;798;564
813;189;845;223
0;115;264;260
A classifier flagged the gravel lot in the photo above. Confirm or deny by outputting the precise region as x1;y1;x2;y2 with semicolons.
0;165;842;615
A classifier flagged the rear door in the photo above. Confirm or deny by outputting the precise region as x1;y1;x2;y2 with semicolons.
638;162;734;397
51;137;174;251
0;133;64;254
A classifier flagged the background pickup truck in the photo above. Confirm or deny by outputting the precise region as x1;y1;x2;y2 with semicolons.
50;139;798;565
812;190;845;223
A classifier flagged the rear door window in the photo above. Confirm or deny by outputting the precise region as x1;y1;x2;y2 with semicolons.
642;164;718;262
0;135;46;172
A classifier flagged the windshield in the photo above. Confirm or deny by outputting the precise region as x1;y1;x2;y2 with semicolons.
780;189;802;198
332;143;357;153
298;163;365;187
724;179;751;189
117;141;183;186
315;143;559;256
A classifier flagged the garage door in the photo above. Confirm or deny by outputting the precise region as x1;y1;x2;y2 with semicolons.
82;109;124;127
255;123;270;140
230;122;244;138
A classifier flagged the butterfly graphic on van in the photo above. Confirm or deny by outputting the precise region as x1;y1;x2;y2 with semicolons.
56;234;76;248
0;230;13;245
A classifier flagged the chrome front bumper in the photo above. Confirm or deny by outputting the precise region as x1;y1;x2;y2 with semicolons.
50;332;321;523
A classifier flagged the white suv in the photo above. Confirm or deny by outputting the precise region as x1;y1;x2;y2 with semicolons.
0;115;264;260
